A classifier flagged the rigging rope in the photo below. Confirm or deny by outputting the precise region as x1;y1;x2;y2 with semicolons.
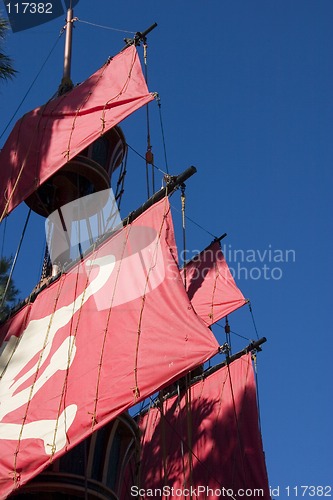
0;208;31;311
225;316;232;354
12;270;66;481
0;216;7;259
76;18;136;34
159;394;169;489
247;301;264;432
252;353;263;434
89;197;169;425
56;251;96;438
156;94;169;174
185;374;194;496
145;158;150;199
0;32;64;141
132;198;170;401
1;90;56;222
127;153;209;250
248;301;260;340
179;185;195;495
144;385;237;500
230;329;253;342
126;142;168;177
108;141;222;246
226;358;248;490
170;202;218;240
89;223;130;427
176;382;187;489
214;321;254;342
0;40;138;225
180;184;187;288
143;40;154;199
208;254;220;325
114;148;128;211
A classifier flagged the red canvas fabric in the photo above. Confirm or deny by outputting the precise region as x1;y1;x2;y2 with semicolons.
0;45;154;218
0;198;219;498
181;241;246;326
138;354;270;500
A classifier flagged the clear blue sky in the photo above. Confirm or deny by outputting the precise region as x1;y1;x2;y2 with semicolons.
1;0;332;496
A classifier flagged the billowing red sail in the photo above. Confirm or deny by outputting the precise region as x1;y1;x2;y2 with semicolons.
138;354;270;500
181;241;246;326
0;45;154;218
0;198;219;498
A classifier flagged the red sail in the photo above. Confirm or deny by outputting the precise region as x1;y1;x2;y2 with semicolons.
181;241;246;326
138;354;270;500
0;198;219;498
0;45;154;218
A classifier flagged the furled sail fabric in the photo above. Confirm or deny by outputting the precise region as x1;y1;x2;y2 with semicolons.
138;354;270;500
0;45;154;218
181;240;247;326
0;198;219;498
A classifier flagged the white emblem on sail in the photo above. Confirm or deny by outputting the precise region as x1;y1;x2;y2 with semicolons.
0;255;115;455
0;212;166;456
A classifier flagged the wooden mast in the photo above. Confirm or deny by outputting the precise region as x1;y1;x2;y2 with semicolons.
58;4;74;95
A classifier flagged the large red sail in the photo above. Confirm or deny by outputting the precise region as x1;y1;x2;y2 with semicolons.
0;198;219;498
0;45;154;218
181;240;246;326
138;354;270;500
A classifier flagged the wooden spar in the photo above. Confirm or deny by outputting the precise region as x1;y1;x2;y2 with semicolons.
122;23;158;51
182;336;267;383
138;337;268;414
124;166;197;226
2;167;197;319
215;233;227;243
205;337;267;378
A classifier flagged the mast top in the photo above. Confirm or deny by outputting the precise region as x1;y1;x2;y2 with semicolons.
58;7;75;96
122;23;158;51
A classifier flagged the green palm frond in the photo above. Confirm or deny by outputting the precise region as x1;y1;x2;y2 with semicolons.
0;256;20;321
0;16;16;81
